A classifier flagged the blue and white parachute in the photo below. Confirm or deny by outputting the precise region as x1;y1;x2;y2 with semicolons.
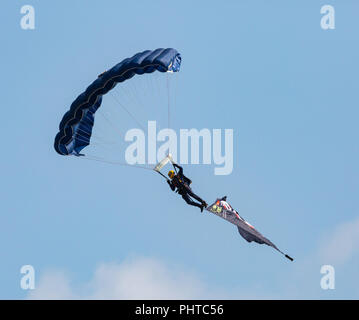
54;48;181;156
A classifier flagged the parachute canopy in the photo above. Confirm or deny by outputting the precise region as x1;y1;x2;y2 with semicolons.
206;198;293;261
54;48;181;156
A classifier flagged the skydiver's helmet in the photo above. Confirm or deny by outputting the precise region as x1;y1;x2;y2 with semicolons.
168;170;175;179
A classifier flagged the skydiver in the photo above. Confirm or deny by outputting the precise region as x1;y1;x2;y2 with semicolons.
167;163;208;212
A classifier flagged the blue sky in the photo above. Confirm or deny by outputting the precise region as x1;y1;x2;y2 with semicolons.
1;0;358;299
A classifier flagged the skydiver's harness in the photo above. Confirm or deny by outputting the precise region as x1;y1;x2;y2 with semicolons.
154;154;193;194
171;174;192;195
154;155;206;209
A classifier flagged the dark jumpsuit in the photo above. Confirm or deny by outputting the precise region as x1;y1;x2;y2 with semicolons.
167;164;205;209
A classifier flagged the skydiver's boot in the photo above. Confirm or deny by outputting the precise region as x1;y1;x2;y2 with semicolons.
191;202;203;212
220;196;227;201
200;202;208;212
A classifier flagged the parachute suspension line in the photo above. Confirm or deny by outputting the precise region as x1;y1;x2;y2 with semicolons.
127;80;147;113
74;123;125;151
72;133;119;150
96;108;129;149
75;127;118;146
116;81;146;117
167;72;171;130
72;135;117;151
173;72;179;124
154;72;168;133
80;154;153;171
109;92;147;132
153;73;163;112
146;73;156;110
98;108;121;134
152;73;162;130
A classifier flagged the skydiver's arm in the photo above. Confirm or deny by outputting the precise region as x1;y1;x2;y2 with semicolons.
173;163;183;176
184;176;192;185
167;180;176;191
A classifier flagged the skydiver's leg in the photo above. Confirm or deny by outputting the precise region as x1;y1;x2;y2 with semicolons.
185;188;207;206
181;194;202;209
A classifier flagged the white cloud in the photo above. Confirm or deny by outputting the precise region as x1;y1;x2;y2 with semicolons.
87;257;205;299
27;257;210;300
27;215;359;301
27;270;76;300
318;216;359;265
